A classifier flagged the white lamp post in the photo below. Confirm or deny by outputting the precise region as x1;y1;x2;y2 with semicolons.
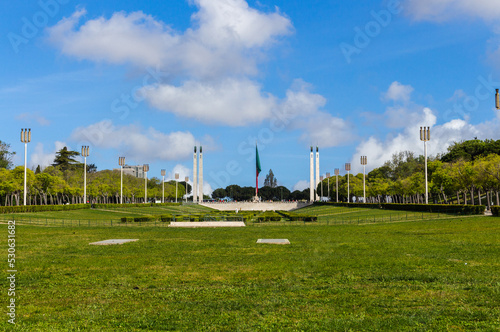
345;163;351;203
334;168;339;203
161;169;166;203
175;173;179;203
361;156;367;203
119;157;125;204
326;172;330;201
81;146;89;204
20;128;31;206
143;164;149;203
420;127;430;204
496;89;499;110
185;176;189;202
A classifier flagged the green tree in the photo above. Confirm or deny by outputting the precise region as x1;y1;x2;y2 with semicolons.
0;141;15;169
52;147;81;172
263;169;277;188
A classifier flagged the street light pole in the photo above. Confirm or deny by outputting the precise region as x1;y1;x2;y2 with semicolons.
20;128;31;206
334;168;339;203
185;176;189;202
361;156;367;203
175;173;179;203
161;169;166;203
345;163;351;203
143;164;149;203
119;157;125;204
81;146;89;204
420;127;430;204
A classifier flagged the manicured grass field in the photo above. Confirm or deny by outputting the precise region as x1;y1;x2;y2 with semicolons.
0;204;469;227
1;216;499;330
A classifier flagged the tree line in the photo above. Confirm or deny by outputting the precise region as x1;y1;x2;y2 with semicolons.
213;139;500;207
0;143;190;206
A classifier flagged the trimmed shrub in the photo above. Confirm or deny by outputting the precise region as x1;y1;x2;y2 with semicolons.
160;214;173;222
121;217;134;223
133;215;155;222
0;204;89;214
314;202;485;215
491;206;500;216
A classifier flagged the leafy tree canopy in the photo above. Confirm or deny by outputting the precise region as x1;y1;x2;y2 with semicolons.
0;140;16;169
52;147;81;172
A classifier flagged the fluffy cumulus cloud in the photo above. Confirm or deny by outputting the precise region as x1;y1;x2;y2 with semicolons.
47;1;292;78
30;141;67;169
403;0;500;22
350;82;500;173
141;78;277;126
70;120;211;162
292;180;309;192
166;164;213;196
383;81;414;103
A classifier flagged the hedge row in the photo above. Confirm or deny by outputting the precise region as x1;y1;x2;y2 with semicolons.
491;206;500;216
0;204;90;214
277;210;317;222
256;211;282;222
94;202;181;209
121;214;175;223
315;202;485;215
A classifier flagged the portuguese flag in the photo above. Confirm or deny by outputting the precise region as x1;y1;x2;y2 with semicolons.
256;144;262;197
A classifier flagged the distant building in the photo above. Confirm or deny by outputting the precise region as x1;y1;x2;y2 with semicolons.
113;165;145;179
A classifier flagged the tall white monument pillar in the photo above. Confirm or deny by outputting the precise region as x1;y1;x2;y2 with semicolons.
199;146;203;202
193;146;198;203
309;146;314;202
315;146;320;201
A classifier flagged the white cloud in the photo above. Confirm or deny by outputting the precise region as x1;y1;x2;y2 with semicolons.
16;112;51;126
383;81;414;103
70;120;211;162
47;1;292;78
141;78;276;126
292;180;309;191
29;141;67;169
403;0;500;22
350;106;500;173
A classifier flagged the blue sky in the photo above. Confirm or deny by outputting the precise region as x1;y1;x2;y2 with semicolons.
2;0;500;194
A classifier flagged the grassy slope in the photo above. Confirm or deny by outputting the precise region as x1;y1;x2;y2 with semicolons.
1;217;499;331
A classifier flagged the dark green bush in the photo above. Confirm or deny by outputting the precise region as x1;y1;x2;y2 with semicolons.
160;214;173;222
133;215;155;222
0;204;89;214
315;202;485;215
491;206;500;216
120;217;134;223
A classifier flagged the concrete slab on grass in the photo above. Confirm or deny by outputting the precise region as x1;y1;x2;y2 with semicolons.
257;239;290;245
90;239;138;245
169;222;246;228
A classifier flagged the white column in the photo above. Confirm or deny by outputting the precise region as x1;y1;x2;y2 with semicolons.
425;141;428;204
193;146;198;203
315;147;320;201
24;142;27;206
120;166;123;204
84;156;87;204
199;146;203;202
309;147;314;202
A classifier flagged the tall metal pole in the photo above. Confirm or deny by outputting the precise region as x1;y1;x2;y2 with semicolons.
345;163;351;203
161;169;166;203
20;129;31;206
309;147;314;202
175;173;179;203
81;146;89;204
361;156;367;203
335;168;339;203
420;127;430;204
143;164;149;203
119;157;125;204
185;176;189;202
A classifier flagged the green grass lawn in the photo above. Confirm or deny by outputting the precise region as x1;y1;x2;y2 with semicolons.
1;216;499;331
